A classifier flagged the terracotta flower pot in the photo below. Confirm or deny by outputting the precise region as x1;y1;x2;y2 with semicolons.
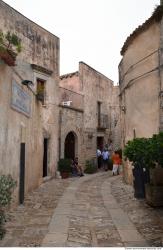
145;183;163;207
0;48;16;66
60;172;69;179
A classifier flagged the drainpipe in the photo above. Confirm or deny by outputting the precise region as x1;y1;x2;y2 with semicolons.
58;110;62;159
159;0;163;131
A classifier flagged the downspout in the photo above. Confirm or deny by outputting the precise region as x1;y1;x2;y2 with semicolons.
58;109;62;159
158;3;163;131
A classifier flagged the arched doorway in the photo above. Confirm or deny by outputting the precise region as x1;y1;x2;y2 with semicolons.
64;131;77;160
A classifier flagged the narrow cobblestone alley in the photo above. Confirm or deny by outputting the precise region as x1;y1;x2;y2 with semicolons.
0;172;163;247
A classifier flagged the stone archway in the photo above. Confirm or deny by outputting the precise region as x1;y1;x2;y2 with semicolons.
64;131;77;160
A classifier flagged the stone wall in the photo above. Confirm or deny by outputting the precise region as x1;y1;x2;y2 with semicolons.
59;62;119;168
80;62;114;160
0;0;59;202
59;108;84;165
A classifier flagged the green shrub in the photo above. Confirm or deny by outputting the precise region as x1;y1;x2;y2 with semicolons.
0;175;16;240
58;158;72;173
150;132;163;168
123;132;163;169
123;137;152;168
84;159;97;174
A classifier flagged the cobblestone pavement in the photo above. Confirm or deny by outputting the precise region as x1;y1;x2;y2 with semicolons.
0;177;75;247
111;177;163;247
66;173;124;247
0;171;163;247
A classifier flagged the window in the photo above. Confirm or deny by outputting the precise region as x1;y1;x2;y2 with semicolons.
36;78;46;104
97;101;101;127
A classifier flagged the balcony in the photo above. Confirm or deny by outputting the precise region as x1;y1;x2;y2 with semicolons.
97;114;109;130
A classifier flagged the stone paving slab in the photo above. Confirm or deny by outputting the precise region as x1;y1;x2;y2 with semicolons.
102;177;148;246
124;241;150;247
53;203;72;215
42;232;67;246
109;208;136;229
118;229;146;242
48;215;69;234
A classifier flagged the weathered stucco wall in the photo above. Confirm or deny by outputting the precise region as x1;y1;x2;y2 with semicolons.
60;73;82;93
0;0;60;203
111;86;121;150
120;22;160;142
0;1;59;75
59;87;84;110
119;21;160;184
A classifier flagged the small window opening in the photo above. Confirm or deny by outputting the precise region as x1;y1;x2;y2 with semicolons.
36;79;46;104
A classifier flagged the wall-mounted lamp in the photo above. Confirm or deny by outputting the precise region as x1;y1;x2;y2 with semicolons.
21;80;33;86
21;80;35;95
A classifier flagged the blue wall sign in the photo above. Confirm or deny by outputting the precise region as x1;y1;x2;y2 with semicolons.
11;81;31;117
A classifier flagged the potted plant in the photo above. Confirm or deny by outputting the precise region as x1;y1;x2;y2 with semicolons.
58;158;72;179
145;132;163;206
123;138;150;198
0;31;22;66
84;159;98;174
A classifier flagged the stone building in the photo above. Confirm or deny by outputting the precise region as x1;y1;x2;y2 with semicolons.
119;4;163;183
0;0;60;203
59;62;120;167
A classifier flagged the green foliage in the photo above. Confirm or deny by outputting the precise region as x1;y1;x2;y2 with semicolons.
0;31;22;53
0;175;16;206
123;132;163;169
84;159;97;174
150;132;163;168
58;158;72;173
0;175;16;240
124;138;150;168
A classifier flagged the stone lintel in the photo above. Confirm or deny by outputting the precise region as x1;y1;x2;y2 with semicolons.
31;64;53;76
59;104;84;113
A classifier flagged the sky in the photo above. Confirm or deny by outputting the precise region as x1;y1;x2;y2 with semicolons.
3;0;160;83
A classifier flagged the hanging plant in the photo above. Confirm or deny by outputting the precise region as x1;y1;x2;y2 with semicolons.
0;31;22;66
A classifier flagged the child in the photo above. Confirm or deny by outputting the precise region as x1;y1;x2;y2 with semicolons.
112;150;122;175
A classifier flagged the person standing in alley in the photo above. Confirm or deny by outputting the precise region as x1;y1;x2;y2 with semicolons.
97;148;102;169
112;150;122;175
102;148;110;171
